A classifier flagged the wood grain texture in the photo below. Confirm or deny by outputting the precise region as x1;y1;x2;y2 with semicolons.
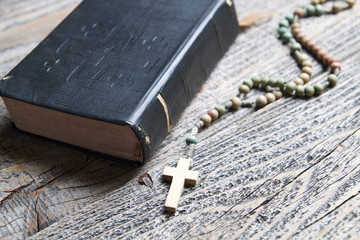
1;0;360;239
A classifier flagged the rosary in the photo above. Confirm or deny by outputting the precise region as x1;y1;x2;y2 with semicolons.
162;0;356;213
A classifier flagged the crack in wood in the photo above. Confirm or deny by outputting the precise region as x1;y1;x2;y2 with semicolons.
294;191;360;237
0;181;33;207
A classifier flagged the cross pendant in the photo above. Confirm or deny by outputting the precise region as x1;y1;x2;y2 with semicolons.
163;157;199;213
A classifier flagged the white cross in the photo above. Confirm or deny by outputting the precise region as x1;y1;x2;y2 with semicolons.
163;157;199;213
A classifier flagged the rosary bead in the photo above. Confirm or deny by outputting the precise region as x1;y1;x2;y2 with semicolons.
332;3;342;13
302;7;308;17
302;66;312;76
322;53;332;66
328;58;338;68
299;72;310;83
307;5;316;16
261;76;269;88
301;35;311;46
312;45;321;55
282;32;293;44
295;32;305;42
279;19;289;28
328;74;338;86
330;62;341;72
278;27;288;37
215;105;226;116
290;43;302;53
251;76;261;88
208;109;219;121
346;0;356;8
186;136;197;145
296;52;309;64
277;78;286;89
292;27;302;36
230;97;242;109
314;83;324;95
243;79;253;89
273;90;283;99
285;82;296;95
317;49;327;62
295;85;305;97
330;58;339;65
291;22;301;30
311;0;319;5
294;77;304;85
200;114;212;126
269;78;278;87
265;93;276;103
302;60;313;68
285;15;294;24
305;85;315;97
256;95;268;107
239;84;250;94
305;40;316;51
294;8;304;18
315;4;324;15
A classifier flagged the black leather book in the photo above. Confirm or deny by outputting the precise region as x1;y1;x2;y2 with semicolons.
0;0;238;163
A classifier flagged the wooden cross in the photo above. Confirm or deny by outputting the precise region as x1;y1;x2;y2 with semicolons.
163;157;199;213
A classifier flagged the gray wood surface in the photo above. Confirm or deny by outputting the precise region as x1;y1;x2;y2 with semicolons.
1;0;360;239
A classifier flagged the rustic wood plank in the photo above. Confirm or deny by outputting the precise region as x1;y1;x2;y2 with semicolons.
1;0;360;239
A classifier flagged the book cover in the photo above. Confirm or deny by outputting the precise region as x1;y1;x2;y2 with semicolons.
0;0;239;163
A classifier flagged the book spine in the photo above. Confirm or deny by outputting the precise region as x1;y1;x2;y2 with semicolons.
132;1;239;163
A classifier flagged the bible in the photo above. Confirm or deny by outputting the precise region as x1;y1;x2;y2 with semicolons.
0;0;238;163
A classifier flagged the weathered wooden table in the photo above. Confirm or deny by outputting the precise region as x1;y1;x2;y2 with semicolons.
1;0;359;239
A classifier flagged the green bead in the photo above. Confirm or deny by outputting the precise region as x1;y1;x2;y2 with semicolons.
314;83;324;95
285;15;294;24
251;76;261;88
186;136;197;145
215;105;226;116
277;78;286;89
315;4;324;15
291;42;302;53
269;78;277;87
243;79;253;89
302;7;308;17
282;32;293;44
328;74;338;87
295;85;304;97
285;82;296;95
305;85;315;97
261;77;269;88
278;27;288;37
307;5;316;16
279;19;289;28
239;84;250;94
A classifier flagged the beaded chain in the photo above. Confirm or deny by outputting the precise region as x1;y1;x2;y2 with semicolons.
183;0;355;157
162;0;356;213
